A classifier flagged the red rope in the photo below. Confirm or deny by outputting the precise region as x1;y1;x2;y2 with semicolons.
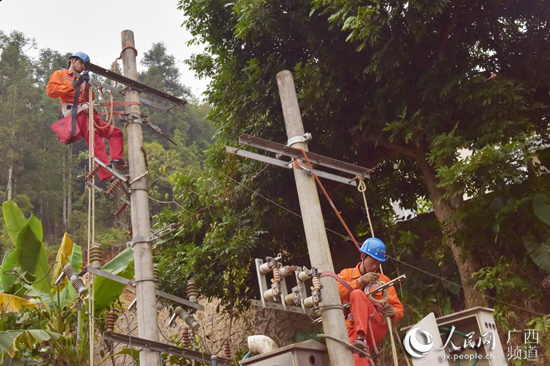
293;147;361;251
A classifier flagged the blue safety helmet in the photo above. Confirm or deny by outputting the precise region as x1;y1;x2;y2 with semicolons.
359;237;386;262
69;52;90;63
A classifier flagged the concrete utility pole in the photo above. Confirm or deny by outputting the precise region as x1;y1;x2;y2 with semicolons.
276;70;355;366
121;30;160;366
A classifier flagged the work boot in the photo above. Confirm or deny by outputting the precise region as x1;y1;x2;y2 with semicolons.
110;159;129;172
353;337;369;358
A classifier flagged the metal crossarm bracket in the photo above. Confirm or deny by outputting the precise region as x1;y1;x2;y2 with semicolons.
85;62;187;108
85;266;203;311
102;331;230;365
225;146;357;186
239;134;372;178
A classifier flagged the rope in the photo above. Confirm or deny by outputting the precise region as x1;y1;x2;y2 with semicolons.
293;147;361;251
357;178;375;238
96;47;139;129
87;91;96;366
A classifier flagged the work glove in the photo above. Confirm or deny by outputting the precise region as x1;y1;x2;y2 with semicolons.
357;272;378;287
81;72;90;84
72;77;83;88
382;303;395;318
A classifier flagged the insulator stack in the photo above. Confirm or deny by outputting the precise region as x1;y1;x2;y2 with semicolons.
63;264;88;296
312;276;321;291
182;328;191;348
224;339;231;359
103;178;122;197
259;262;272;274
113;202;128;218
85;164;101;183
285;293;295;305
186;280;198;303
89;243;102;269
279;265;297;278
153;265;159;288
106;310;117;332
263;288;275;302
298;270;312;282
304;296;315;308
175;306;199;330
272;267;281;283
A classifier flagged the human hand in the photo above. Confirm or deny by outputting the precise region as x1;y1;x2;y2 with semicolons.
382;303;395;318
357;272;378;287
72;78;82;88
81;72;90;83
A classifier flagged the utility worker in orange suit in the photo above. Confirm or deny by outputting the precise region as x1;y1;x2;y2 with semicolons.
47;52;126;181
337;237;404;365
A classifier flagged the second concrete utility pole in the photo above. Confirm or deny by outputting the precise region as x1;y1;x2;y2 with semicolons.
121;30;160;366
277;70;355;366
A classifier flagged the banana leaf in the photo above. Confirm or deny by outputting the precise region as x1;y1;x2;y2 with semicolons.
93;248;134;315
0;293;37;313
0;330;60;357
1;217;50;294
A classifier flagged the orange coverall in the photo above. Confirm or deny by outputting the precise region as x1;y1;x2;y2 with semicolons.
338;263;404;365
47;69;124;181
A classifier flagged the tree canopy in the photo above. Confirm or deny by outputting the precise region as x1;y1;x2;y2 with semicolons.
164;0;550;350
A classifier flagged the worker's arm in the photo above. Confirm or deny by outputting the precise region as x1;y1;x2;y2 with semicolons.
379;274;404;322
46;70;75;99
337;267;362;303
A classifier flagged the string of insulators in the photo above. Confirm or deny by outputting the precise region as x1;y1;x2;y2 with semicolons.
63;264;88;296
153;265;159;288
312;276;321;291
272;267;281;283
104;178;122;197
89;243;103;269
224;339;232;359
106;310;117;332
182;328;191;348
187;280;198;303
113;202;128;218
175;306;199;330
85;165;101;183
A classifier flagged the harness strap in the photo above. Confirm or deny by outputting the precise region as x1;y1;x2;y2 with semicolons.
368;302;386;354
319;271;354;292
70;78;81;143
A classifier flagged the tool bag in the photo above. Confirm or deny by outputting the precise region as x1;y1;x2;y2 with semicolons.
50;76;83;144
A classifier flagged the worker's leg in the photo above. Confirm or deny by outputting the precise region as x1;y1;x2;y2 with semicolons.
347;289;388;346
77;112;112;181
93;113;124;161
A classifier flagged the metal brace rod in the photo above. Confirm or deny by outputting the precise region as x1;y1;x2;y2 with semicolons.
90;79;175;114
85;267;203;311
86;62;187;107
239;134;372;178
93;157;129;182
102;331;230;365
225;146;357;186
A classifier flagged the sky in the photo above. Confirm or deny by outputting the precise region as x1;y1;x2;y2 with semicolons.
0;0;210;98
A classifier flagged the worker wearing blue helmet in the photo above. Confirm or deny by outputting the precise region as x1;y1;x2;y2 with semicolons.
337;238;404;365
47;52;127;181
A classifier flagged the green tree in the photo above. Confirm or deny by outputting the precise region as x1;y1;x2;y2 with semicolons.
167;0;550;314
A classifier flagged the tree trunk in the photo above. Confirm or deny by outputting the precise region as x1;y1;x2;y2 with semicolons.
6;165;13;201
365;135;487;308
413;151;487;308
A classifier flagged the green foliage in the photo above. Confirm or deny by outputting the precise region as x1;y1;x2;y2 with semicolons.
522;193;550;272
473;258;529;296
93;248;134;315
1;201;50;294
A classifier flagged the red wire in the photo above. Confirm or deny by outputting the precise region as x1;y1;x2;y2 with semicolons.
293;147;361;251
